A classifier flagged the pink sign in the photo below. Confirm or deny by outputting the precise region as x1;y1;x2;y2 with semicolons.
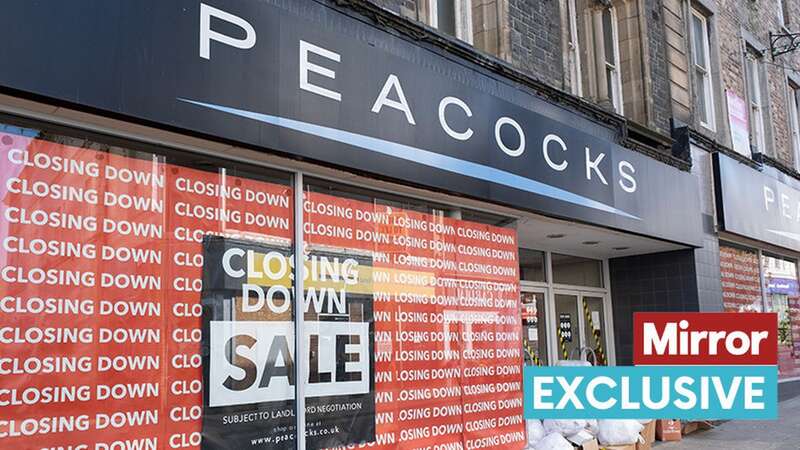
726;90;751;157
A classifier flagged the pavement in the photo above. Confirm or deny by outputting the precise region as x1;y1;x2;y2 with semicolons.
654;395;800;449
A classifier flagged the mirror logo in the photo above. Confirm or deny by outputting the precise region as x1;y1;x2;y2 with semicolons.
523;313;779;419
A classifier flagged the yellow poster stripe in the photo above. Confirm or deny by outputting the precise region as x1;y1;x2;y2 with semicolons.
583;299;606;366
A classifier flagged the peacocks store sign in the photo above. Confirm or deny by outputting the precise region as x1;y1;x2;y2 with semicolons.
0;0;702;247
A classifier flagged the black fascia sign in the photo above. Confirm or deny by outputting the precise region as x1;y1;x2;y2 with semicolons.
715;152;800;252
0;0;703;246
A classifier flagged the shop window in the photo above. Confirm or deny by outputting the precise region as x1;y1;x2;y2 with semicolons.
0;118;300;448
303;177;525;448
690;10;716;131
519;248;546;282
0;115;530;448
762;253;800;379
745;49;767;155
551;253;604;287
719;244;763;312
788;80;800;170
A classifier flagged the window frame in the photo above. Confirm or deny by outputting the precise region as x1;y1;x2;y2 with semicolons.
567;0;583;97
789;80;800;170
429;0;474;44
594;6;623;115
745;50;767;155
778;0;788;29
520;251;615;367
690;10;716;131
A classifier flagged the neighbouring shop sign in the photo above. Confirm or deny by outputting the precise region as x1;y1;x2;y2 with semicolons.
0;0;703;247
715;153;800;253
767;277;800;295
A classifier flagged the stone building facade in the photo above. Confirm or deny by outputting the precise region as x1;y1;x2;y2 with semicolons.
366;0;800;169
360;0;800;378
664;0;800;378
366;0;675;135
2;3;800;448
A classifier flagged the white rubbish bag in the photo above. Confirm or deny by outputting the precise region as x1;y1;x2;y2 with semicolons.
543;419;588;436
556;347;597;367
533;433;574;450
597;419;644;446
554;359;592;366
585;419;599;435
526;419;546;446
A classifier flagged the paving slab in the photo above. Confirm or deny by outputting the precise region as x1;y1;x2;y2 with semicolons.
654;395;800;449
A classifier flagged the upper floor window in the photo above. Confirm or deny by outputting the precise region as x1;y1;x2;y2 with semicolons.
779;0;790;28
789;80;800;169
602;8;622;114
745;50;767;155
567;0;583;97
575;0;650;124
599;7;623;114
690;10;715;131
429;0;473;44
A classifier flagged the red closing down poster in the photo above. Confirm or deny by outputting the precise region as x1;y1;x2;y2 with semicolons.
0;130;524;450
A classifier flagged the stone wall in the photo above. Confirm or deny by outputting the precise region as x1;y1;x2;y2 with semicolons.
715;0;799;166
364;0;674;136
507;0;563;87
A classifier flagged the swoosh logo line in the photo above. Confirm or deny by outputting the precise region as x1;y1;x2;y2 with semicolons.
178;98;640;220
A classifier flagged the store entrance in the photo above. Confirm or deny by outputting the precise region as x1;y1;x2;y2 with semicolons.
520;286;611;367
515;213;692;368
519;247;614;367
553;290;609;366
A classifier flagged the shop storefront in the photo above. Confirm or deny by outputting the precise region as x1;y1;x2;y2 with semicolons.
715;152;800;378
0;0;705;449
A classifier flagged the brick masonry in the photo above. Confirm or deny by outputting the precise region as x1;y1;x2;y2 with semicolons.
646;0;674;134
715;0;800;167
507;0;563;88
364;0;673;135
366;0;800;170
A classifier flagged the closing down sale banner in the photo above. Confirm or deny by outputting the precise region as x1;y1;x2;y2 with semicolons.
200;236;376;449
